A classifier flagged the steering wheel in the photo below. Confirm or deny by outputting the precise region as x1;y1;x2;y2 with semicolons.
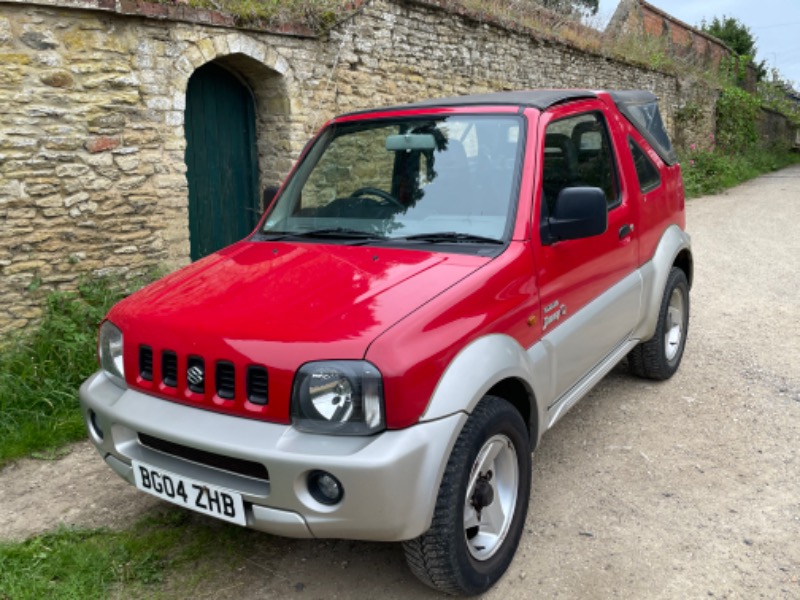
352;187;403;209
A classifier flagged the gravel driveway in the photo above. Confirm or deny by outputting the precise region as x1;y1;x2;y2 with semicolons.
2;165;799;598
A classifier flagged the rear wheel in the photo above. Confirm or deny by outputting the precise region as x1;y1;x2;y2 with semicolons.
403;396;531;595
629;267;690;380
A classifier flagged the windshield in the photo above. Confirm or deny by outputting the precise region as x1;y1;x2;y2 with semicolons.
261;115;523;246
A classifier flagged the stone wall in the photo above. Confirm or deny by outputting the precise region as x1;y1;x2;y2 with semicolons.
0;0;721;333
758;107;798;151
0;0;326;331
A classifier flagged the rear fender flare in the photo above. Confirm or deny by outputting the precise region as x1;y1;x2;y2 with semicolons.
635;225;692;342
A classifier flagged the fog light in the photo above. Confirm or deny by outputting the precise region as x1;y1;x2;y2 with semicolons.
89;409;104;441
307;470;344;505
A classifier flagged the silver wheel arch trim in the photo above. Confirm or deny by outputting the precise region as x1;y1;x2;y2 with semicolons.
633;224;693;343
419;334;548;448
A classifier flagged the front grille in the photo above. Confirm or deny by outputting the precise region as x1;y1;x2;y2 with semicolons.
247;366;269;405
139;346;153;381
139;432;269;481
132;343;270;414
216;361;236;399
162;351;178;387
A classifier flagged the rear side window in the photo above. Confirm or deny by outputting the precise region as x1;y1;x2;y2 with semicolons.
629;138;661;193
542;112;619;213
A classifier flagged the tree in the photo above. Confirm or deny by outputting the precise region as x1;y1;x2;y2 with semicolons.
701;15;756;56
701;15;767;80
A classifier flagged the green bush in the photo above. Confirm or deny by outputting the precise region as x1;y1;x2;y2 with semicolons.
679;84;800;197
680;145;800;197
0;275;152;466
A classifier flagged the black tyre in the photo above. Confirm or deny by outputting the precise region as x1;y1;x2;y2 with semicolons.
403;396;531;596
628;267;690;380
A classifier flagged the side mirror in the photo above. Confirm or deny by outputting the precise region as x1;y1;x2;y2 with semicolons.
542;187;608;245
262;186;280;211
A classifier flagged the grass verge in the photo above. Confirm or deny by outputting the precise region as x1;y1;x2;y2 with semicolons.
0;509;255;600
157;0;346;28
681;148;800;198
0;275;151;467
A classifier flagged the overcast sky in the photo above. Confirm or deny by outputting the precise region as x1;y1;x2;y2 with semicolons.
594;0;800;88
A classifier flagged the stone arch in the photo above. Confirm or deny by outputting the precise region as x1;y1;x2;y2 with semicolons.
176;33;297;196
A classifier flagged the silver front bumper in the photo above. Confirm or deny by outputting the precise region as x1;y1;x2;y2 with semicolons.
80;372;465;541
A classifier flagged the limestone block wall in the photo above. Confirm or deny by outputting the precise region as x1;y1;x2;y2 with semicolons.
0;0;719;333
758;107;797;151
323;0;717;133
0;0;333;331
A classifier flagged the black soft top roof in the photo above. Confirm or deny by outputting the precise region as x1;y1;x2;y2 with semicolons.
346;89;599;113
609;91;677;165
344;89;677;166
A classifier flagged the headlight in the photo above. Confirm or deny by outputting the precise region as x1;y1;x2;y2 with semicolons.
98;320;126;388
291;361;384;435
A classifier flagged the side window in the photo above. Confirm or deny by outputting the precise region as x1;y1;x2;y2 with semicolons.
542;112;619;213
628;138;661;193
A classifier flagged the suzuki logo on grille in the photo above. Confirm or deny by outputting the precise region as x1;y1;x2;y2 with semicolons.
187;365;205;387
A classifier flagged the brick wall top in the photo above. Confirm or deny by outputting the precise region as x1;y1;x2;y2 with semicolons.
607;0;735;72
638;0;732;55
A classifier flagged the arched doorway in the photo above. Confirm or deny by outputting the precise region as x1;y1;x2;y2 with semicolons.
185;62;260;261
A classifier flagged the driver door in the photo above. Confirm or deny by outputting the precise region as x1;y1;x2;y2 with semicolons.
533;101;641;403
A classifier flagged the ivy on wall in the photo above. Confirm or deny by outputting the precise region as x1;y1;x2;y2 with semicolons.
716;86;760;152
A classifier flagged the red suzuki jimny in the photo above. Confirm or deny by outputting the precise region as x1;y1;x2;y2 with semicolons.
81;89;692;595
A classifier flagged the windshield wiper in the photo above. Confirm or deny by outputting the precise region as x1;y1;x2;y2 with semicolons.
257;231;295;240
291;228;387;241
397;232;504;245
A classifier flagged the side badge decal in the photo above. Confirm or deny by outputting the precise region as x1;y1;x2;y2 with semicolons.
542;301;568;331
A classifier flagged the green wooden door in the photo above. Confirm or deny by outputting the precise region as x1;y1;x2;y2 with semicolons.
185;63;260;261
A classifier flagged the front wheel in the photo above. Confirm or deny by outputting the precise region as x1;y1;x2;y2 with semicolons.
628;267;690;380
403;396;531;596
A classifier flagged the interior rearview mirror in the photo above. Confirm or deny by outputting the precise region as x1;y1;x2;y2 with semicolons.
386;133;437;152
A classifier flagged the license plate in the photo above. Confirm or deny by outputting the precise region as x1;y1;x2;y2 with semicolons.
132;460;246;526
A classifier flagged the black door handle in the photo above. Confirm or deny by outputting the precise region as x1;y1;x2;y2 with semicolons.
619;224;634;239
